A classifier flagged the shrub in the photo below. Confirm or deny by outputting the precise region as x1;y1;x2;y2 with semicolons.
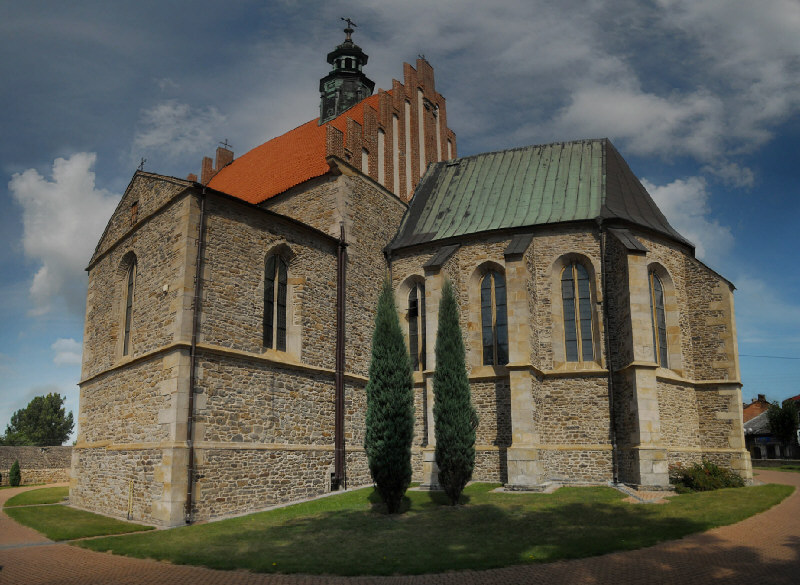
669;460;744;493
9;460;21;486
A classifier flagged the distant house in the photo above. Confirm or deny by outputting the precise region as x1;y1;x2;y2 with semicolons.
743;394;770;423
744;403;800;460
744;412;783;459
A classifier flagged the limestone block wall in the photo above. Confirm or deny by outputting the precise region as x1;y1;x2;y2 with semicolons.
266;172;408;378
342;175;408;377
262;177;342;238
472;378;512;447
78;356;172;444
657;380;702;467
70;448;164;523
82;191;192;378
535;376;613;483
529;228;603;371
200;196;338;366
0;446;72;486
90;173;191;265
195;356;336;445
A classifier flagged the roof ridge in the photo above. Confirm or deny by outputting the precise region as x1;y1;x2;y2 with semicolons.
438;138;610;164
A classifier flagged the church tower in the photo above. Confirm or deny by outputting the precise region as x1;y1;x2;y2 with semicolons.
319;19;375;124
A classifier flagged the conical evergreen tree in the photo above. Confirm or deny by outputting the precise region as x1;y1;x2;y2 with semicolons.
9;459;21;486
433;279;478;505
364;278;415;513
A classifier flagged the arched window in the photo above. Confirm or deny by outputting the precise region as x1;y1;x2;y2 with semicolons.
264;254;288;351
561;263;594;362
408;282;426;371
481;270;508;366
649;272;668;367
122;259;136;356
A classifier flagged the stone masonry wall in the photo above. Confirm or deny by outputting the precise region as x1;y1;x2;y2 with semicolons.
70;448;163;523
90;173;191;265
195;355;335;445
0;446;72;486
658;380;701;449
82;190;191;378
200;196;338;366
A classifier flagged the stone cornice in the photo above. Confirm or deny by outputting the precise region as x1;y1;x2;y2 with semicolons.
80;341;369;386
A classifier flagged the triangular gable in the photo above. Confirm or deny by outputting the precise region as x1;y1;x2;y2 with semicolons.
89;172;192;268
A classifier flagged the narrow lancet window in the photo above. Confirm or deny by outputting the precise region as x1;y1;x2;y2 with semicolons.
650;272;668;367
562;263;594;362
122;261;136;356
408;282;426;371
264;254;288;351
481;270;508;366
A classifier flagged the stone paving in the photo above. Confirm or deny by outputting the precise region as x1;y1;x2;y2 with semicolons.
1;470;797;584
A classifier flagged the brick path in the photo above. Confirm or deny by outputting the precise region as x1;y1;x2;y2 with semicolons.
1;470;797;584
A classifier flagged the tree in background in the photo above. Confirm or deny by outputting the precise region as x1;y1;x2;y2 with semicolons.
767;400;799;457
364;279;415;513
9;460;21;486
433;279;478;505
1;393;74;446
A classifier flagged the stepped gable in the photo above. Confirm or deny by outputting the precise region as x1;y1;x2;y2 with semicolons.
388;138;693;252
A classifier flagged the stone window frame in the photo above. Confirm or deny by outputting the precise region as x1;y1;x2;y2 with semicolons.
550;253;602;370
261;243;301;358
467;261;509;370
396;274;427;372
116;251;138;360
646;262;683;374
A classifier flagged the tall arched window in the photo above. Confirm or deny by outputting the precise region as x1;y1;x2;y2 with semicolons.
481;270;508;366
649;272;668;367
264;254;288;351
122;259;136;356
561;263;594;362
408;282;426;371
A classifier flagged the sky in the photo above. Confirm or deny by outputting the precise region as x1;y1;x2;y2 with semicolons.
2;0;799;443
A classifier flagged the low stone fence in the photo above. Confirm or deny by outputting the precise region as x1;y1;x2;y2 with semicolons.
0;446;72;486
751;459;800;468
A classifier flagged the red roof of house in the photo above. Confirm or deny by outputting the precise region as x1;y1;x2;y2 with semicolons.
208;94;383;204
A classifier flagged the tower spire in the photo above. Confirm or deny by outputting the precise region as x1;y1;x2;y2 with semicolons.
319;19;375;124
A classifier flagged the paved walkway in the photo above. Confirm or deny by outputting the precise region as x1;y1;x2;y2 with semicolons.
1;470;798;584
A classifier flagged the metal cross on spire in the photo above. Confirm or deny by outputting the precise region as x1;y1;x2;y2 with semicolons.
341;17;357;41
138;157;147;171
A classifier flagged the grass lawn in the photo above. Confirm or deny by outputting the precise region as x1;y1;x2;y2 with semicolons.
4;490;155;541
4;486;69;507
77;482;792;576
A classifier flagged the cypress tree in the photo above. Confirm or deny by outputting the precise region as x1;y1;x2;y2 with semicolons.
364;278;415;513
9;459;21;486
433;279;478;505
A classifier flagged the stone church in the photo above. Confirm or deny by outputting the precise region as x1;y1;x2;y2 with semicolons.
71;27;752;527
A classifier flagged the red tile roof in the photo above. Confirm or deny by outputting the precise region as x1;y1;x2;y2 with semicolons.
208;94;383;204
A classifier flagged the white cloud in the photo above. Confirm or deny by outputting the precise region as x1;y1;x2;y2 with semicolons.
9;153;119;316
701;161;755;189
642;176;734;266
133;100;225;160
551;86;725;159
51;338;83;366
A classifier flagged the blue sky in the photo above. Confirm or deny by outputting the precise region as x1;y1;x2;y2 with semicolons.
2;1;799;442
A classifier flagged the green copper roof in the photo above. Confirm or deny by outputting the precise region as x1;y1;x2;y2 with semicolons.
388;138;692;252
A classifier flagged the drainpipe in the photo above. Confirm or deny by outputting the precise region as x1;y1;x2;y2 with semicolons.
597;219;619;484
333;222;348;489
185;188;206;522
